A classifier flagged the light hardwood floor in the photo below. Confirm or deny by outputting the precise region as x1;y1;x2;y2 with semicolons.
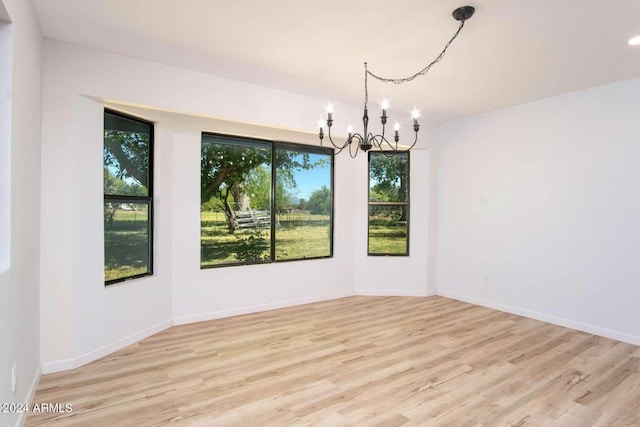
27;296;640;426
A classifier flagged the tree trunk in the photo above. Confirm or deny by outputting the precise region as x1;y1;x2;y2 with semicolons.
399;162;408;221
223;188;236;234
231;183;251;212
104;136;147;186
104;203;119;227
201;166;230;205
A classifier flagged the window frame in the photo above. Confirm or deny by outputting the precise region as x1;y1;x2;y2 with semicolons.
273;141;335;263
367;151;410;256
104;108;154;285
200;132;334;269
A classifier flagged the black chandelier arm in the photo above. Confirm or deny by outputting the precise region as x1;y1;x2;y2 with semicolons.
370;123;419;152
370;133;397;151
398;132;419;152
351;132;364;142
366;133;379;148
370;133;393;152
365;19;466;85
330;144;346;156
320;137;348;156
324;125;351;150
348;144;358;158
397;128;419;152
378;121;386;147
321;125;370;158
347;136;360;158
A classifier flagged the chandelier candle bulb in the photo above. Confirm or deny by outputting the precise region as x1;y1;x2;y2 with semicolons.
381;99;389;124
381;100;389;117
326;103;334;121
411;109;420;128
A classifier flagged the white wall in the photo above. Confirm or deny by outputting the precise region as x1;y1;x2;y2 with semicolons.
437;78;640;345
0;6;10;271
40;40;365;371
0;0;42;426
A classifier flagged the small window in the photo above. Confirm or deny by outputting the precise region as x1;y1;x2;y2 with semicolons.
368;151;409;255
103;109;153;284
200;134;333;267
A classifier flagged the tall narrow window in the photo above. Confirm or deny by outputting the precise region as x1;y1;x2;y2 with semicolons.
368;152;409;255
200;134;333;268
103;109;153;284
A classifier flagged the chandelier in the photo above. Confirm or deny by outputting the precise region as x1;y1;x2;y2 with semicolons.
318;6;475;157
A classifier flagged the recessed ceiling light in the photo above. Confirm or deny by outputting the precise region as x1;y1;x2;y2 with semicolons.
629;35;640;46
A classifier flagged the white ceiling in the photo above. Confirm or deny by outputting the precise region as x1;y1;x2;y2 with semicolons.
32;0;640;122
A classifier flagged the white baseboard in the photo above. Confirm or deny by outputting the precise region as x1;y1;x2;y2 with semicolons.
74;319;173;368
43;294;354;374
437;290;640;346
15;365;41;427
41;358;74;375
173;291;355;325
42;319;173;374
355;289;435;297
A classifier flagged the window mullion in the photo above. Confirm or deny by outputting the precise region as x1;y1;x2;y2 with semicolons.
269;142;276;262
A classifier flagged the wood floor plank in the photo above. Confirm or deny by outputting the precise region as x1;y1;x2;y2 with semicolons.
27;296;640;426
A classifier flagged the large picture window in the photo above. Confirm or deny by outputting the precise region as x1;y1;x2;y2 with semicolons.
368;152;409;255
201;134;333;267
103;109;153;284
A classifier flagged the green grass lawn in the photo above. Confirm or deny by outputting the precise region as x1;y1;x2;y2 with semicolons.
105;209;408;279
368;220;408;255
104;208;150;281
275;222;331;261
201;211;331;266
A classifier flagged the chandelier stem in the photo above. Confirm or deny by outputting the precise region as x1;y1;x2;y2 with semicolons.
364;63;369;111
